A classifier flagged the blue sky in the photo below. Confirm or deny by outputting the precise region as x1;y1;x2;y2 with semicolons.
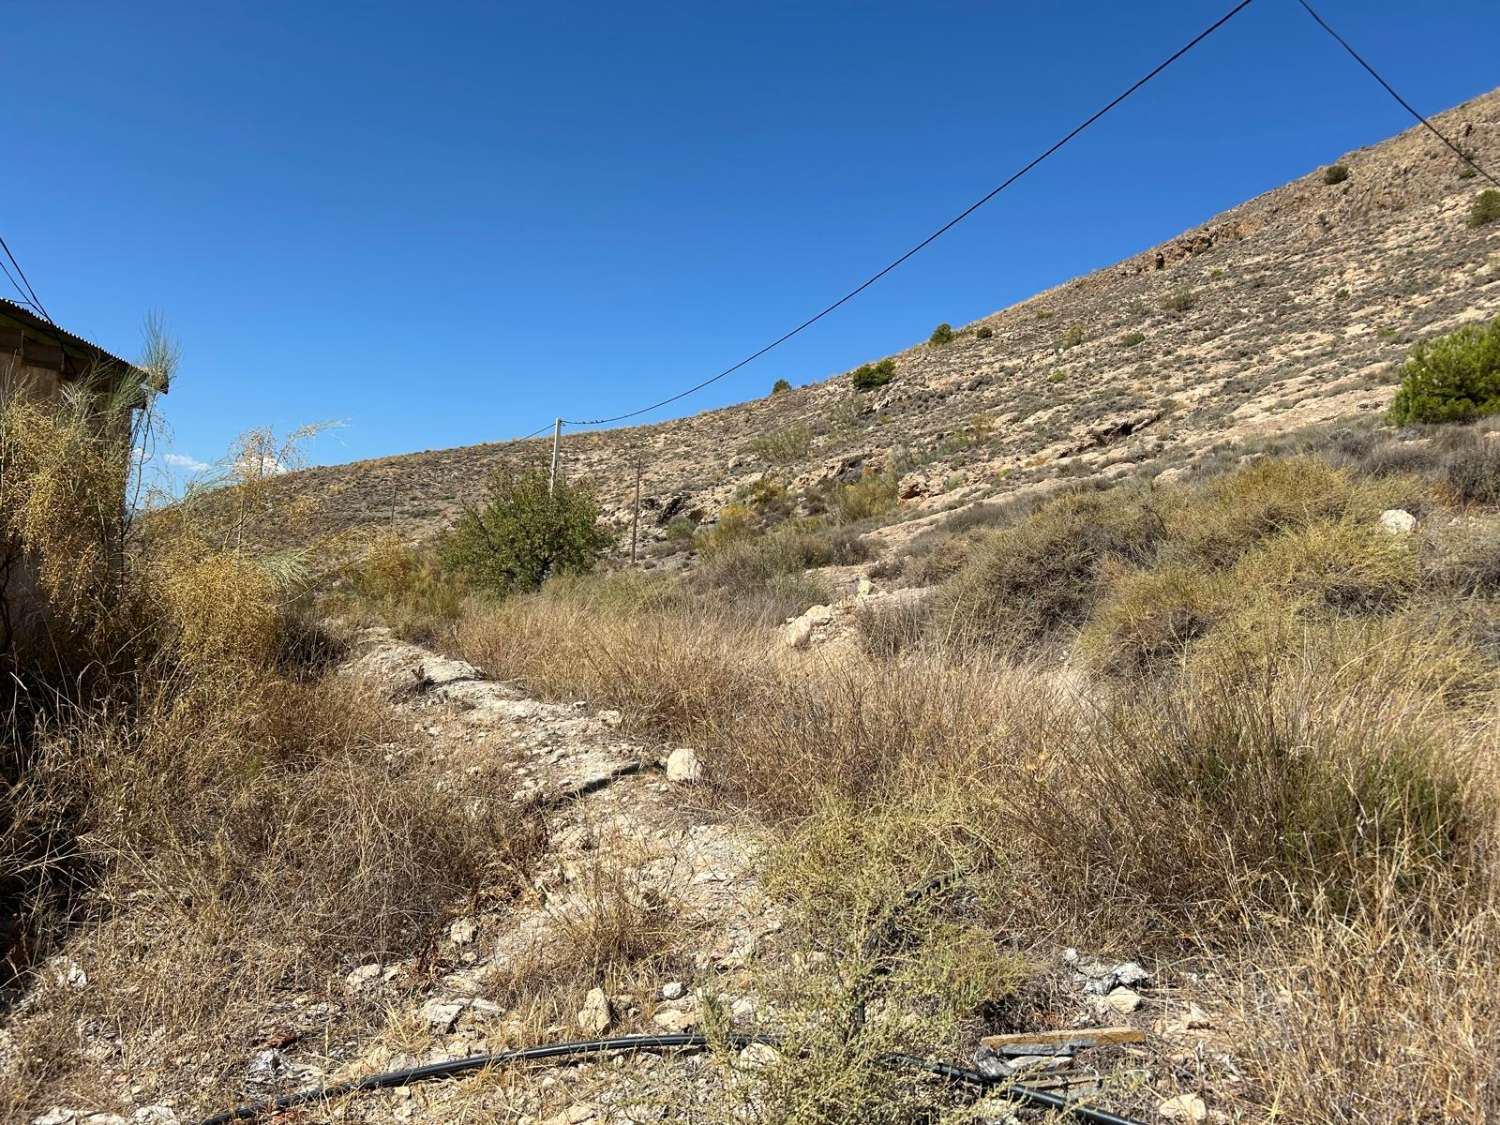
5;1;1496;480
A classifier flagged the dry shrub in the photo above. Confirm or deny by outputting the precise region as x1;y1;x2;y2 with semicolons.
153;549;283;671
0;381;138;659
1237;891;1500;1123
1080;563;1225;676
1163;456;1419;567
932;487;1163;649
3;674;539;1118
1230;518;1419;613
1003;641;1488;939
339;528;466;641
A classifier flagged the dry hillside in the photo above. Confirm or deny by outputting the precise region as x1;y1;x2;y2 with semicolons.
272;86;1500;553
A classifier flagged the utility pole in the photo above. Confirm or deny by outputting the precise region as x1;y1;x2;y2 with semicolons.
630;458;642;565
549;418;562;496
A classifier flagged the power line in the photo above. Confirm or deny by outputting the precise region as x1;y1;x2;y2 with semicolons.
0;235;53;323
557;0;1256;429
1295;0;1499;189
0;258;43;314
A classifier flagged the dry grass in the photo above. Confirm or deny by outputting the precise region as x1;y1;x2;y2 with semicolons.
433;442;1500;1119
1;378;544;1119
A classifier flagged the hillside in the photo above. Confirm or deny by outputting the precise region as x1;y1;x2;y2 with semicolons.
275;87;1500;551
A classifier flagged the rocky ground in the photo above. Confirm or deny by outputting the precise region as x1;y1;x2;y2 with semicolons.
251;88;1500;566
24;624;1258;1125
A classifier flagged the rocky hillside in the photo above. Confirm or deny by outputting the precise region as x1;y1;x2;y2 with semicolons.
274;86;1500;552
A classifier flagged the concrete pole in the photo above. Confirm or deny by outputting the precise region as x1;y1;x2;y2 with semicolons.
549;418;562;496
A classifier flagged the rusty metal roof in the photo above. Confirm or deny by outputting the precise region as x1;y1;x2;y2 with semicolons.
0;297;155;387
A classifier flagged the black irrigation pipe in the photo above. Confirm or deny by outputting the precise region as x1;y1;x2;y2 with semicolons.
197;1032;1146;1125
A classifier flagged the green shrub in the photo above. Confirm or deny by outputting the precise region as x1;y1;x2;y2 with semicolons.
851;359;895;392
928;322;954;346
975;325;993;340
1387;317;1500;424
1120;331;1146;348
442;470;612;595
1161;288;1197;313
1323;164;1350;185
1469;189;1500;228
749;424;812;465
664;516;697;543
771;378;792;395
1057;324;1085;351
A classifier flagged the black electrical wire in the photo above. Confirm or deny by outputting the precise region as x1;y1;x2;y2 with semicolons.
196;1032;1147;1125
1295;0;1499;189
555;0;1255;429
0;257;43;314
0;234;53;323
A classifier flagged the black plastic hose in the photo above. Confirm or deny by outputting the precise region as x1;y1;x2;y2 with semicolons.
196;1031;1146;1125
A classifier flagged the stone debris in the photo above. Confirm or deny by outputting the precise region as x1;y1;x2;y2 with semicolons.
664;747;702;783
1158;1092;1209;1121
1095;986;1143;1015
660;981;686;1001
1379;507;1417;534
577;987;612;1035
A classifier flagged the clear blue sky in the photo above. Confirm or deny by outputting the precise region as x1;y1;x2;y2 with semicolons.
5;1;1496;479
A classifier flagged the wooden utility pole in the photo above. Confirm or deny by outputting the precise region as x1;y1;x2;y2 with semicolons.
630;458;642;564
548;418;562;496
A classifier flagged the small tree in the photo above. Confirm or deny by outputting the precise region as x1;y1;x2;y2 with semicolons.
851;359;896;392
443;470;612;595
929;323;954;346
771;378;792;395
1387;316;1500;425
1323;164;1350;185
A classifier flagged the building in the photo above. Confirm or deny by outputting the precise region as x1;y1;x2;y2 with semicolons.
0;298;164;660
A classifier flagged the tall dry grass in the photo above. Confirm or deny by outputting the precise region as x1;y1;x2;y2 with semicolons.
436;444;1500;1118
0;354;544;1119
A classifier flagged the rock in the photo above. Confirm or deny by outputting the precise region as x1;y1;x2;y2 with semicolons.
856;576;874;597
1158;1093;1208;1121
738;1042;781;1069
448;917;477;945
803;604;833;624
665;748;702;783
1097;987;1143;1014
783;616;815;648
420;999;466;1033
344;963;383;991
131;1110;178;1124
247;1048;289;1084
1379;508;1417;534
660;981;686;1001
652;1006;699;1032
1155;1003;1215;1037
577;987;612;1035
597;709;624;728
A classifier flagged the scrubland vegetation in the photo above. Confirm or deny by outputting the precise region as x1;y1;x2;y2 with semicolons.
10;311;1500;1122
335;340;1500;1118
0;358;541;1119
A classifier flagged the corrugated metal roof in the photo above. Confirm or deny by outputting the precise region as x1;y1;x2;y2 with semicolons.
0;296;138;372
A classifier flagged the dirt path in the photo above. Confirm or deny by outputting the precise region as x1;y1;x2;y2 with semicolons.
314;627;783;1123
